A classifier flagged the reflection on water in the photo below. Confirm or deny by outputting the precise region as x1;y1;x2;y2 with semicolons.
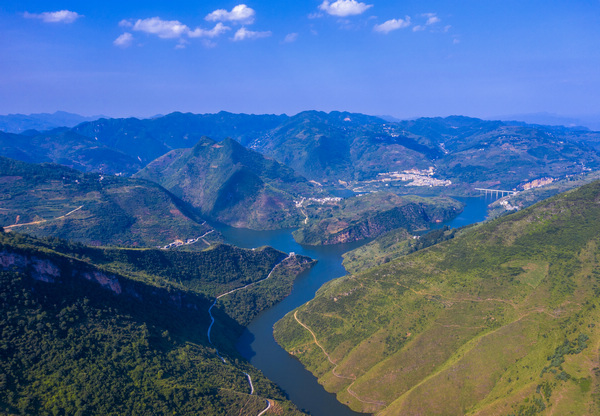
214;194;500;416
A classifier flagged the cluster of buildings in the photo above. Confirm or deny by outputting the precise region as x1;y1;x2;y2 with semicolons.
375;167;452;187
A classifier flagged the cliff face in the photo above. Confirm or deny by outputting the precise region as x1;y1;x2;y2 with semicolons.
0;247;211;314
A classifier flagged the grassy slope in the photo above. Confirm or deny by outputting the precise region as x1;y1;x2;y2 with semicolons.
275;180;600;415
342;225;460;274
0;232;307;415
0;157;217;247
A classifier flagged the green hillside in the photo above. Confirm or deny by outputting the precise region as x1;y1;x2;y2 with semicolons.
72;111;286;165
0;231;310;415
249;112;600;193
135;136;324;230
275;180;600;415
247;110;438;185
342;225;460;274
293;193;462;245
0;157;217;248
0;130;142;174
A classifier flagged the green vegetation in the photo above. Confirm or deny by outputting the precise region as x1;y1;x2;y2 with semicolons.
342;225;461;273
0;156;218;247
293;192;462;245
0;231;313;326
0;231;307;415
136;136;325;230
0;129;142;175
275;180;600;415
488;170;600;219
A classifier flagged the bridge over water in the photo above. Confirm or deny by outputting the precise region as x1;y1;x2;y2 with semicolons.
475;188;517;197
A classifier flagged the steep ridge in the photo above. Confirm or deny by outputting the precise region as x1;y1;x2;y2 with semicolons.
275;180;600;415
0;157;216;247
136;136;324;230
0;231;309;415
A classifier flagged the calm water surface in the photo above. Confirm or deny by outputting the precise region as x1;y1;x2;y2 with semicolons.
216;195;499;416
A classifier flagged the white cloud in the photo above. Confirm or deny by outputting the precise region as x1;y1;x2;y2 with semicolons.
23;10;82;24
113;32;134;48
188;23;231;38
119;19;133;28
130;17;230;42
318;0;373;17
233;27;271;41
283;33;298;43
374;17;411;34
423;13;441;25
132;17;189;39
206;4;255;24
412;25;425;32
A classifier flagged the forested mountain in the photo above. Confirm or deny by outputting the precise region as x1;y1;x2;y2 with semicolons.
72;111;286;165
249;112;600;190
0;157;216;247
135;136;324;230
275;180;600;415
247;110;439;184
0;129;142;174
0;231;311;415
1;111;599;195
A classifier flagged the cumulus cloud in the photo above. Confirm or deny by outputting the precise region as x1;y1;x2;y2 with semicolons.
23;10;82;23
374;17;411;34
188;22;230;38
206;4;255;24
129;17;230;42
113;32;134;48
318;0;373;17
283;33;298;43
233;27;271;41
132;17;189;39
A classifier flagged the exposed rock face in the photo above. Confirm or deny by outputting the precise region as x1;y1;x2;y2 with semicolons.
83;271;122;294
0;249;205;311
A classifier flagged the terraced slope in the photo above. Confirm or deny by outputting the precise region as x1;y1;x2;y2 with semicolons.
275;181;600;415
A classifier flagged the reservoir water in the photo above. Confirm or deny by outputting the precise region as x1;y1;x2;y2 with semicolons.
217;195;500;416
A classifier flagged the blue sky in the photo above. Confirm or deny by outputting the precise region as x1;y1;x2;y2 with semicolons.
1;1;600;119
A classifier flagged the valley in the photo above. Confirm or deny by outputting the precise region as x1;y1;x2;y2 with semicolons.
274;181;600;415
2;110;600;416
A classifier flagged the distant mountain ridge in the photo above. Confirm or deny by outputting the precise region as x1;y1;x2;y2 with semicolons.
0;111;106;133
1;110;599;192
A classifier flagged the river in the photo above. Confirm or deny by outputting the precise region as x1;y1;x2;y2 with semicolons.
217;195;499;416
